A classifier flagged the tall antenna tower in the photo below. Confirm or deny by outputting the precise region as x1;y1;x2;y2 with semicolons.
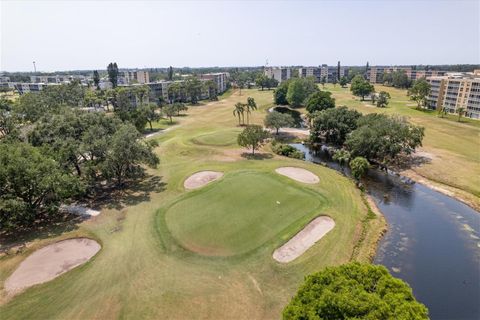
33;61;37;73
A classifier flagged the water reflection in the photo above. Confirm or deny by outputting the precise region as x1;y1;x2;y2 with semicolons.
292;143;480;319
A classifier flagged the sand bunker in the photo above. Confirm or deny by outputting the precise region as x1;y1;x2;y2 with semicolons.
4;238;101;295
273;216;335;263
184;171;223;189
275;167;319;184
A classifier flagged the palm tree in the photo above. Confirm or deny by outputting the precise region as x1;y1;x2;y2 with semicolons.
245;97;257;125
233;102;245;126
332;149;351;174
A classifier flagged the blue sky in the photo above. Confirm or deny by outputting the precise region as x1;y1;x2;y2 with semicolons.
1;0;479;71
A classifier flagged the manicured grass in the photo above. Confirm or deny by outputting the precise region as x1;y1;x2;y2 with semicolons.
191;128;241;147
0;89;384;319
324;84;480;206
165;171;324;256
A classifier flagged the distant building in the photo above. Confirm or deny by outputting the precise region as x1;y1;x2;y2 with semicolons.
118;70;150;84
367;66;446;84
14;83;49;94
264;67;291;83
0;76;11;83
298;65;347;83
426;72;480;119
199;72;228;93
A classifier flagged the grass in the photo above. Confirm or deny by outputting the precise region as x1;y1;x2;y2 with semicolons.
0;89;385;319
191;128;241;147
165;171;324;257
324;84;480;207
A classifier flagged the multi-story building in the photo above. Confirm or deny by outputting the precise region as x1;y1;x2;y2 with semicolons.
367;66;446;84
29;74;89;84
426;72;480;119
118;70;150;84
14;83;49;94
264;67;291;83
199;72;228;93
299;65;347;83
0;76;11;83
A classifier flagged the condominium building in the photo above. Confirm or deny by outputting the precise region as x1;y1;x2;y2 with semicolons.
264;67;291;83
199;72;228;93
427;72;480;119
118;70;150;84
0;76;10;83
298;64;347;83
14;83;49;94
367;66;446;84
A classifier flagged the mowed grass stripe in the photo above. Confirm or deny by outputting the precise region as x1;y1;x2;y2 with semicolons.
165;171;324;257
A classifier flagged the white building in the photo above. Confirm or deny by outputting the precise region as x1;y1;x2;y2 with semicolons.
264;67;291;83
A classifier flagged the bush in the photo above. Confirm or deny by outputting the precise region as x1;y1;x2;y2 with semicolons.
283;262;428;319
272;142;304;159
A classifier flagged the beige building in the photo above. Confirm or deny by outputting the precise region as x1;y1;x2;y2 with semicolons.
367;66;446;84
427;72;480;119
118;70;150;84
264;67;291;83
199;72;228;93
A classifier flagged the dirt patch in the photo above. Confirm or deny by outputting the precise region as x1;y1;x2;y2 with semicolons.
275;167;319;184
184;171;223;189
4;238;101;296
273;216;335;263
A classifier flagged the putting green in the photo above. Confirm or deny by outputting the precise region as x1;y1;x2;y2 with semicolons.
191;129;240;146
164;171;324;256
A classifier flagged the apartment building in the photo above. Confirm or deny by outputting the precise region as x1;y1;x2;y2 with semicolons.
199;72;228;93
298;64;347;83
367;66;446;84
264;67;291;83
0;76;11;83
427;72;480;119
14;83;49;94
118;70;150;84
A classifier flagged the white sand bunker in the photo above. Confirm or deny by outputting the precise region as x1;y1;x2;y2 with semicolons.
275;167;319;184
4;238;101;295
273;216;335;263
184;171;223;189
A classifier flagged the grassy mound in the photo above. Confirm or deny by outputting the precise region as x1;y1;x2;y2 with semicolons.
164;171;324;256
191;129;241;146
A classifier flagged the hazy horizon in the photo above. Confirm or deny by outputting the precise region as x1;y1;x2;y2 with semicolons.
1;0;479;72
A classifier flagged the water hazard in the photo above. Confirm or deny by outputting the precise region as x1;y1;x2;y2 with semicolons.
292;143;480;319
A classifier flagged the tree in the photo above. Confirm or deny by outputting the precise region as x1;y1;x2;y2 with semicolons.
237;125;269;155
350;157;370;181
185;76;203;104
305;91;336;114
339;76;348;88
274;81;290;105
345;114;425;168
370;92;377;105
233;102;245;126
266;77;279;90
0;142;82;231
138;103;161;131
107;62;119;88
286;78;319;107
337;61;341;81
168;66;173;81
163;104;177;123
376;91;391;108
320;76;326;88
205;80;218;100
350;75;374;101
332;77;338;87
264;111;295;134
93;70;100;90
332;149;351;173
309;107;362;146
245;97;257;125
457;107;465;122
101;124;159;186
391;70;411;88
255;74;269;91
408;78;431;109
283;262;428;319
173;102;188;116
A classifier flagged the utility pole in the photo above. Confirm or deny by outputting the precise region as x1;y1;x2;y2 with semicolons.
33;61;37;73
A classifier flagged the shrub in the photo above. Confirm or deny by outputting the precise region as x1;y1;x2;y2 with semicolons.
272;142;304;159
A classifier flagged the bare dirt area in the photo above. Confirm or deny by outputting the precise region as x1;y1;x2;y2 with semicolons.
273;216;335;263
275;167;319;184
4;238;101;296
183;171;224;189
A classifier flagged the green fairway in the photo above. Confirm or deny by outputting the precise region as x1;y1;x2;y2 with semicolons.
191;128;241;146
165;171;324;256
0;89;385;319
324;84;480;209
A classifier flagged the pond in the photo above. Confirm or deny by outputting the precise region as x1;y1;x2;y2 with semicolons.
291;143;480;320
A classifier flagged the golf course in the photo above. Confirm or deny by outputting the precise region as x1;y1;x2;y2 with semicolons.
0;89;385;319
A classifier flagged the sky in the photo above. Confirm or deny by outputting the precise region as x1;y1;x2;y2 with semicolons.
1;0;479;72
